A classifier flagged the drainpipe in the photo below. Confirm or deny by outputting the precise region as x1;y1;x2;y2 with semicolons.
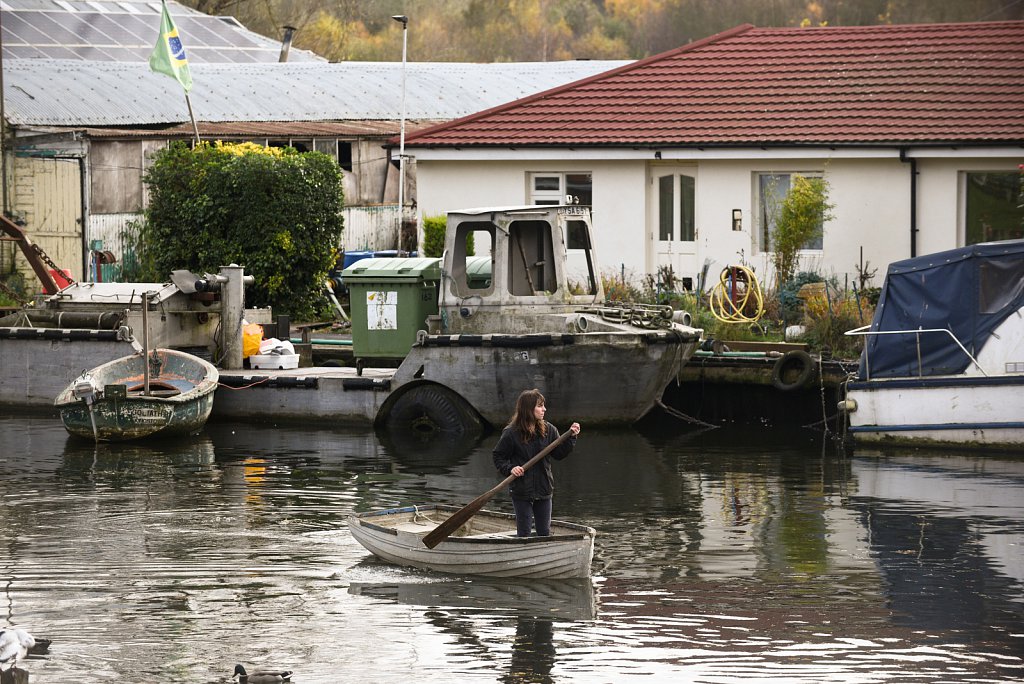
899;147;918;257
278;26;296;63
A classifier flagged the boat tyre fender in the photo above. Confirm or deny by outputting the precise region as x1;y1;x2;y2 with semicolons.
771;350;816;392
384;384;484;436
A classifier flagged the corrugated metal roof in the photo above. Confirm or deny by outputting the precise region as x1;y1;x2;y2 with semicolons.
2;58;633;126
0;0;324;63
403;21;1024;148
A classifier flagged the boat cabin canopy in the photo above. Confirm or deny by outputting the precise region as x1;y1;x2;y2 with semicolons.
442;205;601;308
859;239;1024;379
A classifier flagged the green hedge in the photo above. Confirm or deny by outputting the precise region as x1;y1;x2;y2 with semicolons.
140;142;344;319
422;214;473;258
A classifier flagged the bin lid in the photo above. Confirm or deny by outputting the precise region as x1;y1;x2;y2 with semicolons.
341;256;441;281
466;256;492;277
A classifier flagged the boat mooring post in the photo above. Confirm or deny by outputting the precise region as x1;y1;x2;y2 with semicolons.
219;264;254;370
142;290;151;396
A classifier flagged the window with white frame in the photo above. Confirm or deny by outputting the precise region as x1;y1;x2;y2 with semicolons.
528;172;592;249
756;172;825;253
529;172;592;206
964;171;1023;245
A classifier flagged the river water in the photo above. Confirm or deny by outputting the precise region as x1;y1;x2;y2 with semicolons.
0;412;1022;683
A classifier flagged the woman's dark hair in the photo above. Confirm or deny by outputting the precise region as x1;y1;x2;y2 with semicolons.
509;388;547;442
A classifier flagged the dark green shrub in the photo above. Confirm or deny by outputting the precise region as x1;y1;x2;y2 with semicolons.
778;271;824;324
140;141;344;320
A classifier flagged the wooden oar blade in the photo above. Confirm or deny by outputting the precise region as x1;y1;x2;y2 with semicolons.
421;491;494;549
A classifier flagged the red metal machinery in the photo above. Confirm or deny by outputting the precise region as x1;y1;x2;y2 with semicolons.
0;213;69;295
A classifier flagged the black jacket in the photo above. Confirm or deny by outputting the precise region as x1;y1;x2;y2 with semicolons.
492;421;575;500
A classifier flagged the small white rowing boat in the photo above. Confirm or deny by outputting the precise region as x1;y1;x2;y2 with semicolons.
348;504;595;579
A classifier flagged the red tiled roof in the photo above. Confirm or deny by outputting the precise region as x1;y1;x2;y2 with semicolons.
403;21;1024;148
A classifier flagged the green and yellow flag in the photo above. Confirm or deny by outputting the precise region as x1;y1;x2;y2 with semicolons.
149;0;193;93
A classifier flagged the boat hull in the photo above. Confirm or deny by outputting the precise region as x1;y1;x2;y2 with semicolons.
846;377;1024;449
55;349;219;442
388;330;697;427
348;505;596;579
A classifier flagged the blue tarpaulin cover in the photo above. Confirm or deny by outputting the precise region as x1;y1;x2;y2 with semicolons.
858;239;1024;380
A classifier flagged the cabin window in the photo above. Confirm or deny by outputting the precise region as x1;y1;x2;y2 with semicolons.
567;219;599;295
508;219;555;295
449;221;492;296
965;172;1024;245
979;257;1024;314
528;172;592;209
756;172;824;253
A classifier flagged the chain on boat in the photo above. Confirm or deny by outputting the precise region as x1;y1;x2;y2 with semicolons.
579;302;677;329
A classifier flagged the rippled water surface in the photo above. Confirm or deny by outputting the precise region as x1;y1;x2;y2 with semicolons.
1;413;1022;683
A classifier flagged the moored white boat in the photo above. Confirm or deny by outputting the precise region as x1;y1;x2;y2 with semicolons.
842;239;1024;449
348;504;595;579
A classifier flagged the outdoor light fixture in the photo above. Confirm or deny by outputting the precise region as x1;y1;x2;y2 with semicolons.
732;209;743;231
392;15;409;226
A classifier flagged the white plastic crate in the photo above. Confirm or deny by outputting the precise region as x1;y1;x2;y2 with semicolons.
249;353;299;370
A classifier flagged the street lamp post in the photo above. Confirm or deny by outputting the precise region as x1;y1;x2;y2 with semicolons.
392;15;408;240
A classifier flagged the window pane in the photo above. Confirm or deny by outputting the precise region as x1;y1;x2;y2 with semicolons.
659;175;673;241
565;173;592;205
680;175;695;241
567;219;590;250
759;174;788;251
966;172;1024;245
534;176;560;191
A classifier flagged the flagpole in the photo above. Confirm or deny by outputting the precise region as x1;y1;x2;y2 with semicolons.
185;94;201;145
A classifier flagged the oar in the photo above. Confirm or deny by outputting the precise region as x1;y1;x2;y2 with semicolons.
421;429;573;549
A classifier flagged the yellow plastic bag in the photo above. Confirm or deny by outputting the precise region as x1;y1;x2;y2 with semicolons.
242;322;264;358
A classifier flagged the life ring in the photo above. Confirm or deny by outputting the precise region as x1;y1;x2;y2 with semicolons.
771;350;816;391
382;384;485;437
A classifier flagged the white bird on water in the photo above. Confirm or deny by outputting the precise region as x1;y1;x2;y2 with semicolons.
0;628;37;671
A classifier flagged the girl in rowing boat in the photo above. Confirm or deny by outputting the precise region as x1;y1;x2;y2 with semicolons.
492;388;581;537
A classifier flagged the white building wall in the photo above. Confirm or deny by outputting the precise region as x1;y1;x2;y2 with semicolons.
415;151;1021;293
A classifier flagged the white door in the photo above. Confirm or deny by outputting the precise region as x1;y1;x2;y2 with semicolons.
649;166;698;290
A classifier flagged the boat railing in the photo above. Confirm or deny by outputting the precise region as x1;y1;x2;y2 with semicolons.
844;325;987;379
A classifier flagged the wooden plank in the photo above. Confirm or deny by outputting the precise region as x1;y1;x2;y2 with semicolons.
719;340;809;353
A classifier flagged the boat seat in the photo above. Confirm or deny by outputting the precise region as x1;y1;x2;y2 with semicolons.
125;381;182;398
392;520;439;533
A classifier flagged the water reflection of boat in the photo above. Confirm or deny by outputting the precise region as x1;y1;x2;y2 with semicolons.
61;435;217;472
348;576;596;621
375;426;481;474
54;349;218;442
850;451;1024;633
349;504;595;579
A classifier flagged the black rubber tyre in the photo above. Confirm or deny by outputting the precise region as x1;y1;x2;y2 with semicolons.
771;350;816;391
384;384;484;437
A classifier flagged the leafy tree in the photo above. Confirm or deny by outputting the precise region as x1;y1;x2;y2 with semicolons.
140;141;344;320
771;175;835;288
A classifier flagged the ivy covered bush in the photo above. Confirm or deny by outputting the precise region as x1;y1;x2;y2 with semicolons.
140;141;344;320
